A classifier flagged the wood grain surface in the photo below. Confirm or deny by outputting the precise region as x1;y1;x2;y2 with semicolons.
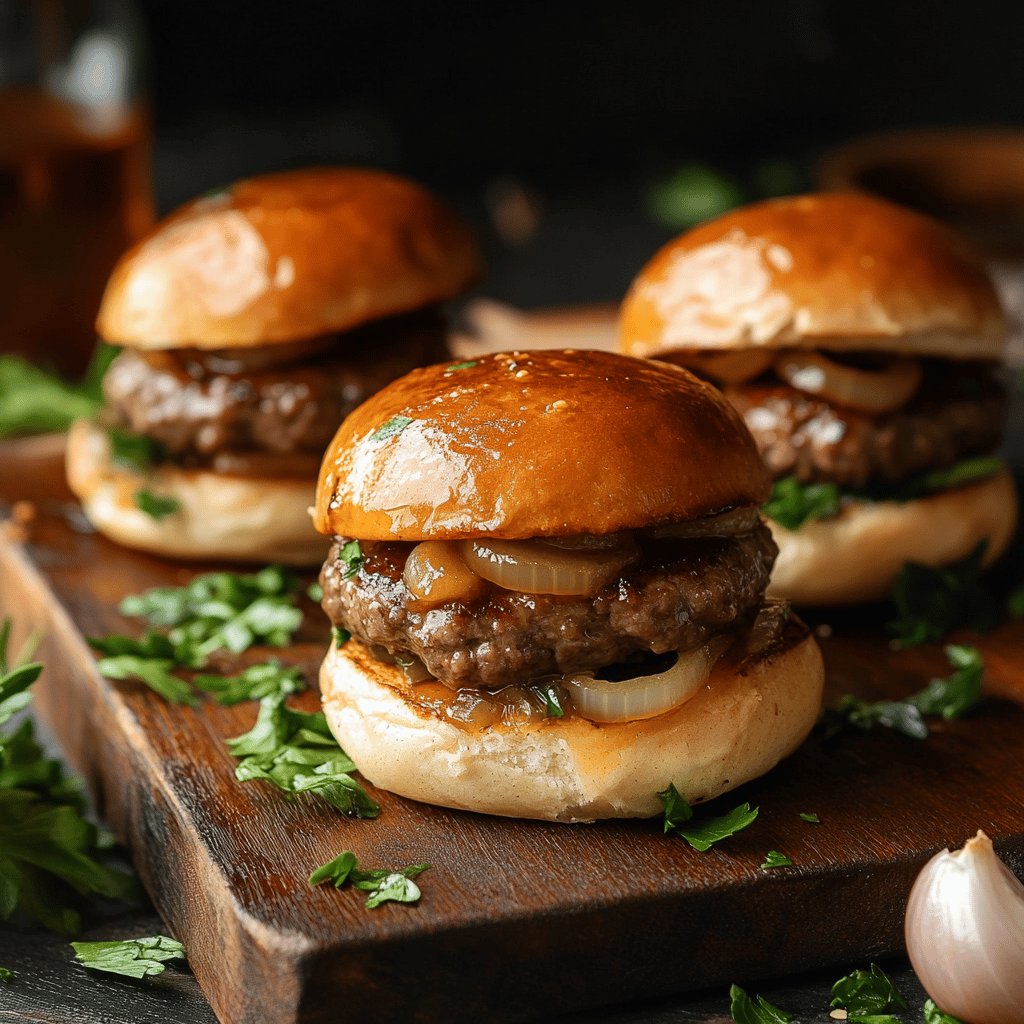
1;445;1022;1024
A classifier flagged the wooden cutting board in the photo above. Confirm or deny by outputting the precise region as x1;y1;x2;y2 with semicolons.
2;445;1023;1024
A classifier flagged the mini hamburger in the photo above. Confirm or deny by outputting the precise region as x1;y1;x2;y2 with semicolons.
314;349;824;822
619;192;1018;604
67;168;481;564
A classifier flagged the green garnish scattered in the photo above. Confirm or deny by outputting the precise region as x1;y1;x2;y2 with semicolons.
228;691;379;818
309;851;429;908
94;654;197;707
71;935;186;979
331;626;351;650
798;811;820;823
1008;584;1024;619
728;983;791;1023
646;164;745;230
444;361;477;373
195;662;305;706
760;850;792;869
888;541;1001;648
830;963;907;1016
370;415;414;442
107;427;164;472
536;684;565;718
657;783;758;851
0;619;134;934
762;478;842;531
306;581;324;602
0;966;11;983
134;489;180;520
889;454;1004;501
338;540;364;581
0;356;102;438
923;999;964;1023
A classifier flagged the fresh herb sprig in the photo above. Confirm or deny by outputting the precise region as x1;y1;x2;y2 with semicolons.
227;691;379;818
762;478;841;531
830;963;907;1017
71;935;185;979
729;983;791;1023
195;662;305;706
309;851;429;908
760;850;792;870
657;783;758;851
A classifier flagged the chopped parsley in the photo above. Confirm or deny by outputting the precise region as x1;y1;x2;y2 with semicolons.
71;935;186;979
830;963;907;1016
306;581;324;602
0;966;11;983
728;983;791;1023
107;427;164;472
309;851;429;908
0;355;102;438
760;850;793;869
762;478;841;530
535;683;565;718
798;811;820;824
94;654;197;706
923;999;964;1024
228;691;379;818
134;489;180;520
331;626;351;649
888;541;1002;648
195;661;305;706
444;360;478;373
657;783;758;851
370;415;414;442
338;540;365;581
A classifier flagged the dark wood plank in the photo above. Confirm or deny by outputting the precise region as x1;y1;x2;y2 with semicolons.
1;445;1022;1024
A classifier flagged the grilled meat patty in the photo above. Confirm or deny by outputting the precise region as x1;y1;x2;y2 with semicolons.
321;522;777;689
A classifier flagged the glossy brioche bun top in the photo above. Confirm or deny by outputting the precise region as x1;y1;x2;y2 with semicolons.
619;192;1005;360
314;349;771;541
97;167;481;350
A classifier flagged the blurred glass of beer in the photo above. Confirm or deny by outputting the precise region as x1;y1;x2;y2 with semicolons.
0;0;154;377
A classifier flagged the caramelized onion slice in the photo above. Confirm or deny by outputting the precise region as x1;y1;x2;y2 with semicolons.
668;349;776;385
649;506;760;540
563;637;730;723
460;537;638;596
403;540;486;606
774;350;922;413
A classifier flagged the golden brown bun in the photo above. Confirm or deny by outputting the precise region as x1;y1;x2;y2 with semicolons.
620;193;1005;360
315;349;771;541
97;168;481;349
767;467;1017;605
66;420;326;565
320;625;824;822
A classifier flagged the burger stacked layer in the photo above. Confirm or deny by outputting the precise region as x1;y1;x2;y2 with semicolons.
313;350;825;822
619;192;1018;605
67;167;481;565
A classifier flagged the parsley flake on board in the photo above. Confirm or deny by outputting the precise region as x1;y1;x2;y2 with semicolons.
195;662;305;706
830;963;907;1016
228;691;379;818
370;415;413;442
134;489;180;520
798;812;820;823
0;966;11;983
760;850;792;869
657;784;758;851
762;477;841;530
728;983;791;1023
923;999;964;1024
94;654;197;707
887;541;1001;648
309;851;429;908
71;935;186;979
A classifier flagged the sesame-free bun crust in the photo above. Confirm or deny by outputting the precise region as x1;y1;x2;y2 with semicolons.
315;349;772;541
620;193;1005;360
319;626;824;822
767;466;1017;605
97;168;481;349
66;420;326;565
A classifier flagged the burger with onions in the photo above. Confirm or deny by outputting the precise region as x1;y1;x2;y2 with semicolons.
66;167;481;564
314;349;824;822
619;192;1018;604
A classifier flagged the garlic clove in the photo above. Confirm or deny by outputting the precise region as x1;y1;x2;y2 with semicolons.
905;830;1024;1024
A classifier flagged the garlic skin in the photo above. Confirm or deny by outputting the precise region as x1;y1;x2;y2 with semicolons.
905;830;1024;1024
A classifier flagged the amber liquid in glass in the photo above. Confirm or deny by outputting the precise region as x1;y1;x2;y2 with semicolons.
0;89;154;377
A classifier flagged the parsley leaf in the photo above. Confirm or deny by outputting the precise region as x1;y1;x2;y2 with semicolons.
331;626;351;649
338;540;364;581
923;999;964;1024
444;361;478;373
832;694;929;739
95;655;197;706
107;427;164;472
534;683;565;718
830;963;908;1015
0;356;102;438
798;812;820;823
306;581;324;602
195;662;305;706
762;477;841;530
761;850;792;869
370;415;413;442
657;784;758;851
889;454;1004;500
71;935;185;979
134;489;180;520
309;851;429;908
228;692;379;818
729;983;792;1023
888;541;1001;648
0;966;11;983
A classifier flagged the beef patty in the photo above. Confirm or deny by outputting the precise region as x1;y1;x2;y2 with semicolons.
103;310;447;467
321;523;777;689
724;360;1005;487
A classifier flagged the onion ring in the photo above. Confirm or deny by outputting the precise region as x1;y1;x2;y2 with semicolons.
774;350;921;413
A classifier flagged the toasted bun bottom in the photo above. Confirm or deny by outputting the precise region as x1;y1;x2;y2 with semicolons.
319;628;824;823
66;420;326;565
767;467;1018;605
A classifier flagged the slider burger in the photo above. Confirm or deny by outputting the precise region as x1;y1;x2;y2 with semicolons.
619;193;1018;604
315;349;824;822
67;168;480;564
